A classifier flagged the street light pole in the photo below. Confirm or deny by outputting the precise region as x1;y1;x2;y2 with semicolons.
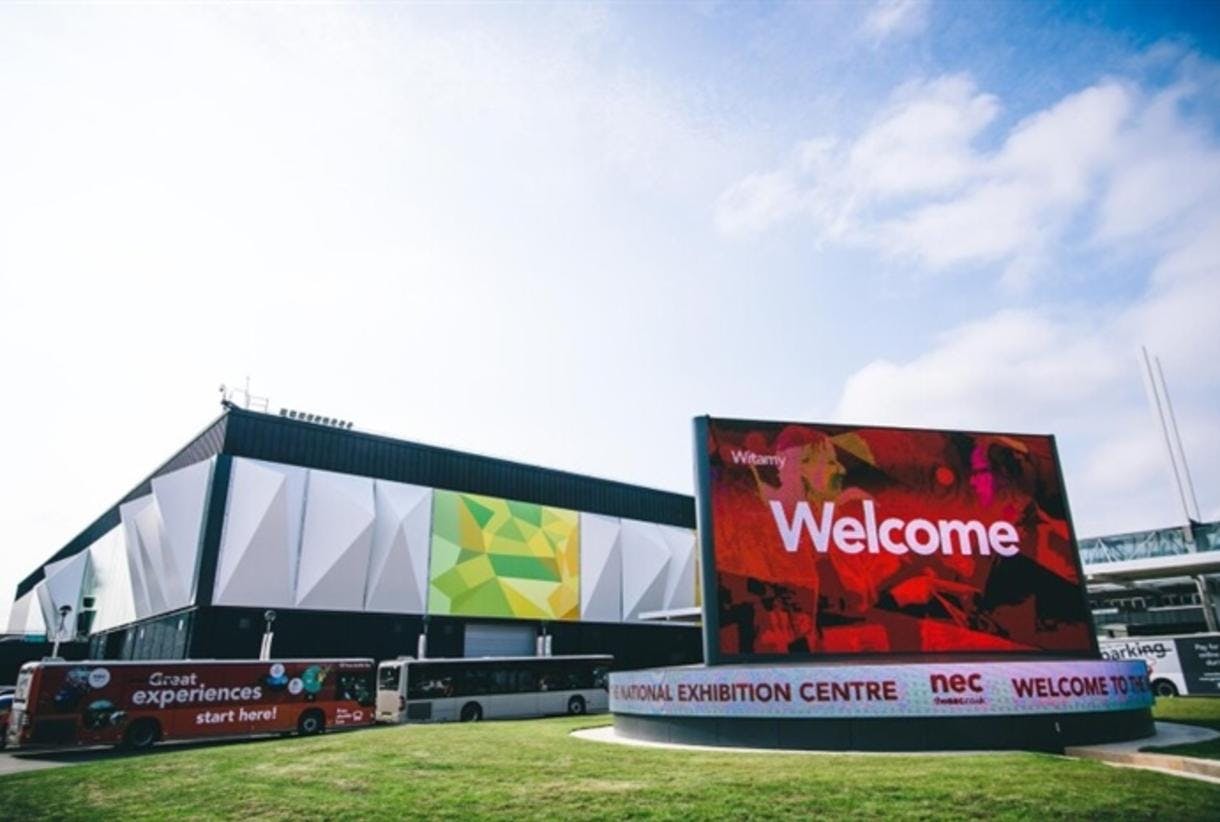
259;609;277;661
50;604;72;659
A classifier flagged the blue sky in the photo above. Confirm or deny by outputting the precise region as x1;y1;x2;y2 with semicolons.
1;1;1218;626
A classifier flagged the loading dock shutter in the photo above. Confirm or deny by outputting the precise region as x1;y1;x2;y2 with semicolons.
464;622;535;658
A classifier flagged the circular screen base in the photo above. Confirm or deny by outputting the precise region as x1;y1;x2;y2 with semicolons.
609;659;1156;752
612;708;1154;753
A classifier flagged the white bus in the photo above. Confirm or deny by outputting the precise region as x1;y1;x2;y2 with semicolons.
376;655;611;723
1099;633;1220;697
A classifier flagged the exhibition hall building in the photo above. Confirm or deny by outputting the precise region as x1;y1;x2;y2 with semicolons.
6;406;702;669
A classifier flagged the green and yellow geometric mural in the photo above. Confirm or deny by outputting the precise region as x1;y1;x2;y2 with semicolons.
428;490;580;620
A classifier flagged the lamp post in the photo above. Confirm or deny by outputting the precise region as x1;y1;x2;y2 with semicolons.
50;604;72;659
259;609;277;661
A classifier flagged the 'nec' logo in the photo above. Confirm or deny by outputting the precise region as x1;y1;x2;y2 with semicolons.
930;673;983;694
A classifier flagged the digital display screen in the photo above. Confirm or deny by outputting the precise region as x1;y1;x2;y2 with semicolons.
697;417;1096;662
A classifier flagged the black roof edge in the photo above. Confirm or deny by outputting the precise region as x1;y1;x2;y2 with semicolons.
224;405;692;505
14;411;230;600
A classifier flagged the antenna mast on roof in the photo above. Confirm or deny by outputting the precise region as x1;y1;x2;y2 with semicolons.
219;377;270;412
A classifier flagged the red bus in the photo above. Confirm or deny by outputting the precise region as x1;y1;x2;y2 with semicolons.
5;658;375;750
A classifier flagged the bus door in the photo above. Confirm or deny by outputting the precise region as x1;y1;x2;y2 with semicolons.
377;661;407;723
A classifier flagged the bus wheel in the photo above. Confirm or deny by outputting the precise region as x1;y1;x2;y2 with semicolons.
123;719;161;751
1152;679;1179;698
460;702;483;722
567;696;586;716
298;710;326;736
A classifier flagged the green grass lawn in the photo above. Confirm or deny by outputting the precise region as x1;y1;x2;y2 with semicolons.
1147;696;1220;760
2;712;1219;820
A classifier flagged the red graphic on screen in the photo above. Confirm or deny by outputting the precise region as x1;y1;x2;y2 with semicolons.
706;419;1094;659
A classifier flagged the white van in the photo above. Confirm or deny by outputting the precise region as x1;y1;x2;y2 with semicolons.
1099;633;1220;697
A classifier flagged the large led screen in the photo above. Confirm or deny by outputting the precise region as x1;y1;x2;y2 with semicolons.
697;417;1096;663
428;490;580;620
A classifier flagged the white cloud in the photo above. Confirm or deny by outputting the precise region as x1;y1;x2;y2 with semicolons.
836;309;1126;430
847;76;997;196
880;82;1131;274
1119;214;1220;379
1095;85;1220;245
862;0;931;42
715;170;805;235
714;66;1220;291
882;179;1043;271
715;74;997;240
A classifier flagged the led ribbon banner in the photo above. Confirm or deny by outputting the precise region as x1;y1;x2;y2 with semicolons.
610;659;1151;718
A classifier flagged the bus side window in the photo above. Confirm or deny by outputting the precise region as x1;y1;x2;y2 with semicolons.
592;666;609;690
558;665;582;691
461;669;489;697
409;671;453;700
463;663;488;692
428;666;456;698
515;667;538;694
337;673;374;707
491;669;513;694
378;665;401;692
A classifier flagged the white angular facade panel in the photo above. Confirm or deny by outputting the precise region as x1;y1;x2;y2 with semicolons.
214;458;306;608
365;481;432;614
7;590;34;634
121;458;214;618
87;525;137;634
18;458;215;637
620;519;671;620
24;585;48;635
150;458;213;607
579;513;622;622
134;500;172;616
38;551;91;638
34;581;53;633
295;469;376;611
119;496;157;619
660;525;697;611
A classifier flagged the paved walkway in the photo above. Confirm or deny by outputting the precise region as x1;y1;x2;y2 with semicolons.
0;733;291;778
1065;721;1220;785
0;749;94;776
